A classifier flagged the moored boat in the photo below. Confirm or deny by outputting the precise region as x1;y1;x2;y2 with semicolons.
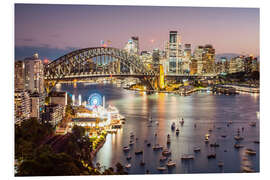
176;128;180;135
160;155;167;161
157;166;166;171
253;140;260;144
249;122;256;127
123;146;130;152
125;163;131;169
153;144;163;151
181;154;195;160
166;160;176;168
242;166;255;173
234;135;244;141
135;150;143;155
245;148;256;155
129;141;134;146
171;122;176;130
207;153;216;159
162;149;172;156
193;146;201;152
167;134;171;144
210;143;220;148
218;161;224;167
234;143;244;149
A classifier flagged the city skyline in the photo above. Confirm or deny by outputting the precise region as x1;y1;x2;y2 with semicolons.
15;4;259;60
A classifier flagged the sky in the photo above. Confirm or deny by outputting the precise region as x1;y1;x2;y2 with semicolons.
15;4;260;60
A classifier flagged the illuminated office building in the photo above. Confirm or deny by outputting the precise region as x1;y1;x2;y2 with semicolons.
140;51;153;64
193;46;204;74
124;36;139;55
165;31;183;74
22;53;44;94
14;61;25;90
183;44;192;73
42;104;64;127
14;90;31;125
193;45;215;74
30;92;45;121
152;48;160;65
203;44;215;74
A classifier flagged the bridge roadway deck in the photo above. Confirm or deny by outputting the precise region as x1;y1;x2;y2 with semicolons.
44;73;217;80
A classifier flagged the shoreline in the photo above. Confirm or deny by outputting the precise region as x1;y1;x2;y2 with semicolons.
90;137;106;162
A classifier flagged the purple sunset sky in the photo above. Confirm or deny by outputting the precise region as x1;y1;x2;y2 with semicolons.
15;4;259;60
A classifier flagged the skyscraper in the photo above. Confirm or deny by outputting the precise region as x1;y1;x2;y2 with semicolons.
23;53;44;93
152;48;160;65
131;36;139;55
193;45;215;74
203;44;215;74
165;31;182;74
14;61;25;90
183;44;192;73
193;46;204;74
14;90;31;125
124;36;139;55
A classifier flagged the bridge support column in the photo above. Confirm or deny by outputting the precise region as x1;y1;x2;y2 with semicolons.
44;80;57;94
117;61;121;74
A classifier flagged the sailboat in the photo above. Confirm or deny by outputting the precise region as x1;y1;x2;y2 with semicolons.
140;151;146;166
126;150;132;160
176;127;180;136
167;134;171;144
171;122;176;130
149;113;153;123
180;116;184;126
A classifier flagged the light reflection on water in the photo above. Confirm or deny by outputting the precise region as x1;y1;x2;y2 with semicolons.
57;83;259;174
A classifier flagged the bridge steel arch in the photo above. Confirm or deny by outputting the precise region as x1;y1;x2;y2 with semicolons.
44;47;158;91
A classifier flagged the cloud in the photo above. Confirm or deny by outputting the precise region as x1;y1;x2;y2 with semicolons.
16;38;35;42
15;45;78;60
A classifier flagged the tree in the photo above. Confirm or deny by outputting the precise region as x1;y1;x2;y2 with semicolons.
16;145;89;176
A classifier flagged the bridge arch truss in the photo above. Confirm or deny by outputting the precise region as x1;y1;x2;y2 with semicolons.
44;47;156;80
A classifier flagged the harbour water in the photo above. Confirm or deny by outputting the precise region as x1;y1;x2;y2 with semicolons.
57;83;260;174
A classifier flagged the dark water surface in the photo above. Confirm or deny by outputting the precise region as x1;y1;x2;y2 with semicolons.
57;83;260;174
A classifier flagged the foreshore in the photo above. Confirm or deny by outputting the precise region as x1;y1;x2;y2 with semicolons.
90;138;106;160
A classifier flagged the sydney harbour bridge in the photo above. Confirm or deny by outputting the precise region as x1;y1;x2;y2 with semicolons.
44;47;216;93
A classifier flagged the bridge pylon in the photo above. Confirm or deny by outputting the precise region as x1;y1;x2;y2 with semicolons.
44;80;57;94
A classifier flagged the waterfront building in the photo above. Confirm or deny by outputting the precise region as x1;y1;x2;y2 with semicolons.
29;92;45;122
14;90;31;125
165;31;183;74
49;91;68;107
220;57;229;74
251;57;259;72
182;44;192;74
189;58;198;75
235;56;245;73
244;55;254;73
193;45;215;74
229;57;237;74
203;44;215;74
42;103;64;127
23;53;44;94
140;51;153;67
14;61;25;90
152;48;160;65
124;36;139;55
193;46;204;74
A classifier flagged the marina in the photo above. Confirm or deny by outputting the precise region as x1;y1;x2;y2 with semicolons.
58;83;259;174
